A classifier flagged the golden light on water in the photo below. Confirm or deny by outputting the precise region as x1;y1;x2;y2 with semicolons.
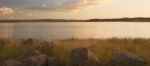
1;22;150;39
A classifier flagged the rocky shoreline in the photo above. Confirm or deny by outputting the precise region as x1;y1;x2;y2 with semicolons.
0;38;149;66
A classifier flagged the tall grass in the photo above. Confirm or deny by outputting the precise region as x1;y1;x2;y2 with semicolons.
0;38;150;66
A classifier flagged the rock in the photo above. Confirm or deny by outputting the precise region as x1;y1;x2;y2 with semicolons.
17;49;38;60
111;52;148;66
36;41;53;55
28;54;48;66
18;41;53;60
17;41;56;66
17;49;57;66
17;49;43;66
0;59;23;66
47;57;57;66
17;41;54;64
27;54;57;66
22;38;34;44
67;48;101;66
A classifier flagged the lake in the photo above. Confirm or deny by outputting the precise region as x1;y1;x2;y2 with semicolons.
0;22;150;39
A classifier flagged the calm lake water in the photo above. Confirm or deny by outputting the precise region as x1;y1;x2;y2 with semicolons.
0;22;150;39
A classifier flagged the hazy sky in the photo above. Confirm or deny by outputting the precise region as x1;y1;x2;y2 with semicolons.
0;0;150;19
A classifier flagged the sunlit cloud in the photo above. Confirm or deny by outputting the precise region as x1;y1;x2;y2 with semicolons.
0;0;117;19
0;0;116;12
0;7;14;15
29;0;116;11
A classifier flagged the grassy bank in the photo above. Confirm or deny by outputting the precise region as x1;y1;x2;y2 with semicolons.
0;38;150;66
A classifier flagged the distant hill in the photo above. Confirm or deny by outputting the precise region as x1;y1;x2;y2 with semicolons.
88;17;150;22
1;17;150;22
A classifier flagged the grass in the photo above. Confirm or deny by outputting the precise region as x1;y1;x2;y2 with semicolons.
0;38;150;66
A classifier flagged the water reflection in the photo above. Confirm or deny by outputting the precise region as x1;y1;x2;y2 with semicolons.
12;23;33;39
0;23;13;38
0;22;150;39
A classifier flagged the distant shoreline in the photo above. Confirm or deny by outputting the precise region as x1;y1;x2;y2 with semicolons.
1;17;150;22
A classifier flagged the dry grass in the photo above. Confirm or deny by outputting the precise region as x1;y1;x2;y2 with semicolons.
0;38;150;66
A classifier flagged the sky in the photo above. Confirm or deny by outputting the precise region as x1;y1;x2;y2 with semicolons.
0;0;150;19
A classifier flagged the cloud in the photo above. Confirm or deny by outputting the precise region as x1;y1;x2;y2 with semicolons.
29;0;115;11
0;7;14;15
0;0;115;11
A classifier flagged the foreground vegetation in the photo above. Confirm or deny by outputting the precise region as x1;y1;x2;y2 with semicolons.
0;38;150;66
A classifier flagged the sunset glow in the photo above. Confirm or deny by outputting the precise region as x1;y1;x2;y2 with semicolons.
0;0;150;19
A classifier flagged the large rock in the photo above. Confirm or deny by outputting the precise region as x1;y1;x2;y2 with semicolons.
17;49;39;62
17;49;57;66
17;41;54;65
17;41;53;61
17;41;56;66
47;57;57;66
0;59;23;66
28;54;48;66
27;54;57;66
111;52;148;66
67;48;101;66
